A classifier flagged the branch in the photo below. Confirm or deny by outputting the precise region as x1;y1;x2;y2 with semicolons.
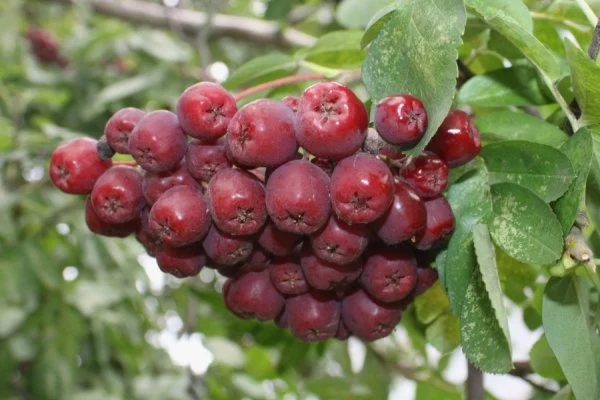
466;362;484;400
589;21;600;60
50;0;316;48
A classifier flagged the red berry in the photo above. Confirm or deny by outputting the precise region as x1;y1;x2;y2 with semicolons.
176;82;237;141
335;321;351;341
156;244;206;278
300;243;361;291
265;160;331;235
282;95;299;112
49;137;112;194
331;153;394;224
257;221;301;257
413;266;439;296
374;94;427;148
185;139;231;183
296;82;368;160
208;168;267;236
143;162;199;206
226;99;298;168
426;110;481;167
269;257;308;296
128;110;188;173
104;107;146;154
84;196;138;238
310;215;369;265
202;225;253;266
413;196;455;250
148;186;211;247
398;152;449;199
286;292;340;341
224;269;284;320
90;165;144;224
341;289;402;342
216;247;271;278
360;245;417;303
372;181;426;245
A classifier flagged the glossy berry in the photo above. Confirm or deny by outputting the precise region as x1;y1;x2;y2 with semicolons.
257;221;301;257
342;289;402;342
269;257;308;296
104;107;146;154
426;110;481;167
286;292;340;341
398;152;449;199
90;165;144;224
266;160;331;235
300;243;361;291
217;247;271;278
128;110;188;173
202;225;253;266
413;196;455;250
414;266;439;296
148;186;211;247
143;162;199;206
208;168;267;236
49;137;112;194
360;245;417;303
310;215;369;265
296;81;368;160
156;244;206;278
372;181;426;245
185;139;231;183
374;94;427;148
176;82;237;141
331;153;394;224
135;208;159;256
84;196;138;238
226;99;298;168
224;269;284;320
282;95;299;112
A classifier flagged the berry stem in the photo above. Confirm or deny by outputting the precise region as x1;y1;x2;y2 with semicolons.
113;160;138;167
234;72;325;101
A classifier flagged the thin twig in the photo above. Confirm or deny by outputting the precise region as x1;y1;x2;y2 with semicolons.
457;59;474;88
233;72;325;101
466;362;484;400
589;21;600;60
574;0;599;27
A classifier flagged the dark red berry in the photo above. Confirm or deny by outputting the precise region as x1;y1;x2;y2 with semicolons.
90;165;144;224
335;321;351;341
275;307;288;329
208;168;267;236
414;266;439;296
360;245;417;303
202;225;253;266
374;94;427;148
148;186;211;247
104;108;146;154
282;95;299;112
286;292;340;341
156;244;206;278
331;153;394;224
176;82;237;141
265;160;331;235
269;257;308;296
217;247;271;278
341;289;402;342
426;110;481;167
84;196;138;237
26;27;68;67
300;243;361;291
372;181;426;245
413;196;455;250
310;215;369;265
398;152;449;199
311;157;337;176
185;139;231;183
143;162;199;206
296;81;368;160
257;222;301;257
224;269;284;320
129;110;188;173
136;208;159;256
49;137;112;194
226;99;298;168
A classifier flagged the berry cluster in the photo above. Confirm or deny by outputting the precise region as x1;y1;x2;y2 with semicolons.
25;27;68;68
49;80;481;342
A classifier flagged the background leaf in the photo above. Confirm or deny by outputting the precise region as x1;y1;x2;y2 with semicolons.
565;40;600;127
303;30;365;69
336;0;394;29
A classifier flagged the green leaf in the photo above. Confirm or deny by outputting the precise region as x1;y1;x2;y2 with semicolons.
416;382;461;400
91;71;165;111
336;0;394;29
444;167;493;315
224;53;298;89
66;280;124;317
586;128;600;232
426;314;460;354
530;334;566;381
264;0;295;20
481;141;575;202
468;0;533;32
543;276;600;400
490;183;564;265
303;31;365;69
460;267;512;373
414;282;450;324
472;224;511;350
360;6;398;49
553;129;593;233
496;247;537;304
565;40;600;127
464;0;564;82
552;386;575;400
0;306;27;338
476;110;568;147
362;0;466;154
456;67;550;107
